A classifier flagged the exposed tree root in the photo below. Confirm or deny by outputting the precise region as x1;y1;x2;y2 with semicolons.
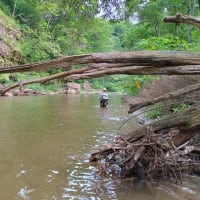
90;106;200;182
90;127;200;182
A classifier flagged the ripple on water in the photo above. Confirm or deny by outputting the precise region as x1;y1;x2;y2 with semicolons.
63;153;120;200
106;116;128;122
17;187;35;200
65;150;200;200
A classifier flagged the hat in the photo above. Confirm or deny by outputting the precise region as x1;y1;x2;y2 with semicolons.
103;88;107;91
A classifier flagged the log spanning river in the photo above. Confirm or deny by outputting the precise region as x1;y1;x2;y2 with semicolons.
0;94;199;200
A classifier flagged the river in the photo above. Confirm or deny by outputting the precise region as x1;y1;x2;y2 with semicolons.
0;94;199;200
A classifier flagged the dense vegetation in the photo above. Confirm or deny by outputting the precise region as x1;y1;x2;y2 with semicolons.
0;0;200;94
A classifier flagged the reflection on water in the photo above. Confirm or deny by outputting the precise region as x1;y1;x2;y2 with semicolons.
0;94;199;200
18;187;35;200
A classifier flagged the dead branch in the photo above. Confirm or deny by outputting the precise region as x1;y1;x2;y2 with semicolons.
90;106;200;181
128;82;200;113
0;66;92;95
164;13;200;28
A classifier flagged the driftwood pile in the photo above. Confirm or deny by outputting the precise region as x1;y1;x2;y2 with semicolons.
90;105;200;182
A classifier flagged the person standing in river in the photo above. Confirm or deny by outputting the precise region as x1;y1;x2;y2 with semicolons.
99;88;109;108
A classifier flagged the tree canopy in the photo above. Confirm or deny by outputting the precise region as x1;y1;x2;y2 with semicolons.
1;0;200;94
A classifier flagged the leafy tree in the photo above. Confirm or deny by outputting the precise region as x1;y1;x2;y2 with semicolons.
124;0;200;40
82;18;114;53
1;0;200;93
111;21;132;50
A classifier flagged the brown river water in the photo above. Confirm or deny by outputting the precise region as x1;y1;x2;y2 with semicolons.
0;94;199;200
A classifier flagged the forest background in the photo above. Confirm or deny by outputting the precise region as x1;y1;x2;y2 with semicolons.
0;0;200;95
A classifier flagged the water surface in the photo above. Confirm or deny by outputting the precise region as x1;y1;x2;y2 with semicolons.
0;94;199;200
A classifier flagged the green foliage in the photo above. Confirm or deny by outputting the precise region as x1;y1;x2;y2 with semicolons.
125;34;188;50
1;0;200;94
145;103;162;119
122;75;158;95
144;102;189;120
111;21;132;50
188;29;200;51
0;74;9;83
136;36;188;51
171;103;189;114
27;82;61;92
0;2;11;16
83;18;114;53
90;75;157;94
19;27;62;63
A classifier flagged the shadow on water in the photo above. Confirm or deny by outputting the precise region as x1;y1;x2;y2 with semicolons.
0;94;199;200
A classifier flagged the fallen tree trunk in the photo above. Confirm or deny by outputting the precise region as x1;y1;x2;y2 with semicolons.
1;51;200;74
90;105;200;181
0;54;90;74
0;66;92;95
2;65;200;96
2;52;200;95
66;65;200;80
128;82;200;113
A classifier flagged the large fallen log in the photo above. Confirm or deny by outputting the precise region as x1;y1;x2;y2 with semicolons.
0;54;90;74
90;105;200;181
2;51;200;95
1;51;200;74
128;82;200;113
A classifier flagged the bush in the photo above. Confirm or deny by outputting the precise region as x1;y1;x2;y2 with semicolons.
0;74;9;83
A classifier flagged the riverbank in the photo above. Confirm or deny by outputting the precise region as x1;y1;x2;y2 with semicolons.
0;86;101;97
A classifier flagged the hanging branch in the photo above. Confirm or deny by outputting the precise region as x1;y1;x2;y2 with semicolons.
163;13;200;28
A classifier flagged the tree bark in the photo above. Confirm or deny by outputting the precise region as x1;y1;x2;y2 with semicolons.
128;106;200;139
90;105;200;163
128;82;200;113
164;13;200;28
0;54;90;74
1;51;200;74
0;66;92;95
2;51;200;95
